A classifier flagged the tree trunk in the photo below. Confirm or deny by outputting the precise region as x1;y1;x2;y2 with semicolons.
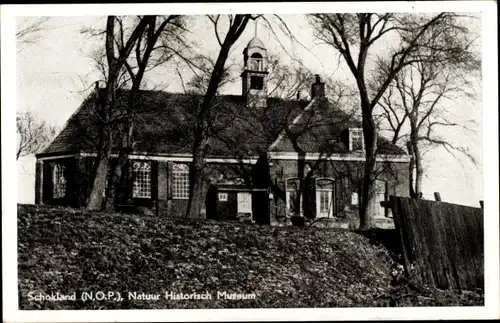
185;132;208;218
406;141;417;198
296;151;306;218
87;151;110;211
86;16;150;211
104;147;128;210
104;121;133;210
413;141;424;196
359;154;378;230
184;15;250;218
358;105;378;230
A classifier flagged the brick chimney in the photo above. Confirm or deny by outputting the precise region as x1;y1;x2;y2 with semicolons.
311;74;325;99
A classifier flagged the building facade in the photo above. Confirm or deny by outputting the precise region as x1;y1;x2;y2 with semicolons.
35;37;410;228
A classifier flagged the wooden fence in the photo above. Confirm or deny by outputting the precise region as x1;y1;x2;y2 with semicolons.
390;196;484;291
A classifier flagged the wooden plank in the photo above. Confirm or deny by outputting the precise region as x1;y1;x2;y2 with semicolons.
390;196;413;279
390;196;484;290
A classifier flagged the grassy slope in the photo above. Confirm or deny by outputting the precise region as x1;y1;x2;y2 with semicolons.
17;204;483;309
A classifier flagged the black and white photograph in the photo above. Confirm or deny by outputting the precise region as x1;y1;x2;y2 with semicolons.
2;1;498;322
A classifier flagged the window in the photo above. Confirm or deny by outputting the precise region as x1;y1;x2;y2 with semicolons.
349;128;364;151
250;53;264;71
218;193;228;202
250;75;264;90
318;190;332;216
132;161;151;198
172;163;189;199
316;178;334;218
53;164;66;198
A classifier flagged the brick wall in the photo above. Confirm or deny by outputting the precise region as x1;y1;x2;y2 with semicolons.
268;157;409;224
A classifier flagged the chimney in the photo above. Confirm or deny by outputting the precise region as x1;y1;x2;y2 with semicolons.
311;74;325;99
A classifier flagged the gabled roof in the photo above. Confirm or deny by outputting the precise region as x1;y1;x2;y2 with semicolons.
39;89;405;158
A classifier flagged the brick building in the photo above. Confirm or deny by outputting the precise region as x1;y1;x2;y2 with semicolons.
35;36;410;227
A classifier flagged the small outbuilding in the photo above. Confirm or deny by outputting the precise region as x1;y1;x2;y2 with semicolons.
206;182;270;224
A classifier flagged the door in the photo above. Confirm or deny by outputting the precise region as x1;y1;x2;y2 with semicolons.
237;192;252;214
216;191;237;221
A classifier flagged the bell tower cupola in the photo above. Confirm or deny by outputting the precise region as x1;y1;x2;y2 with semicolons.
241;24;268;108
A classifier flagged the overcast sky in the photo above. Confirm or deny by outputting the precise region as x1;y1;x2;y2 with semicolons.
7;3;493;207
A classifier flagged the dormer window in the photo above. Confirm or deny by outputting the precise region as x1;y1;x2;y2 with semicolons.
349;128;364;151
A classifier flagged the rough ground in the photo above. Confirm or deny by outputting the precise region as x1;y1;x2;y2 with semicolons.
17;204;484;309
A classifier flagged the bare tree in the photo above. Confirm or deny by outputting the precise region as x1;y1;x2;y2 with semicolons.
308;13;477;229
104;15;189;210
16;17;51;52
375;43;480;197
86;16;152;211
184;14;254;219
16;111;58;160
183;54;237;95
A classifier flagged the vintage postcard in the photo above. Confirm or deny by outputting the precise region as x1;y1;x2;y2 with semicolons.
2;1;498;322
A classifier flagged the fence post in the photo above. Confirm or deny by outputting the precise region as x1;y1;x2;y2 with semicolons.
434;192;442;202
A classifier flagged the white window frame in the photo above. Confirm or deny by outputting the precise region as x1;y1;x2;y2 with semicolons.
52;163;66;198
132;161;151;198
172;163;189;200
218;192;228;202
349;127;364;151
315;177;335;218
316;190;333;218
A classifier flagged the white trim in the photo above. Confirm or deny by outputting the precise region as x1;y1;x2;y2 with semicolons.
268;97;317;151
37;154;79;161
38;151;409;163
316;189;333;219
268;151;411;163
127;155;260;164
38;152;261;164
79;153;259;164
316;177;335;218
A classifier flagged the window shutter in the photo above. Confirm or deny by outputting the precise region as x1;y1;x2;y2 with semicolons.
303;176;316;219
42;162;54;202
126;160;134;201
335;177;343;215
151;160;158;202
64;160;75;203
167;161;173;200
